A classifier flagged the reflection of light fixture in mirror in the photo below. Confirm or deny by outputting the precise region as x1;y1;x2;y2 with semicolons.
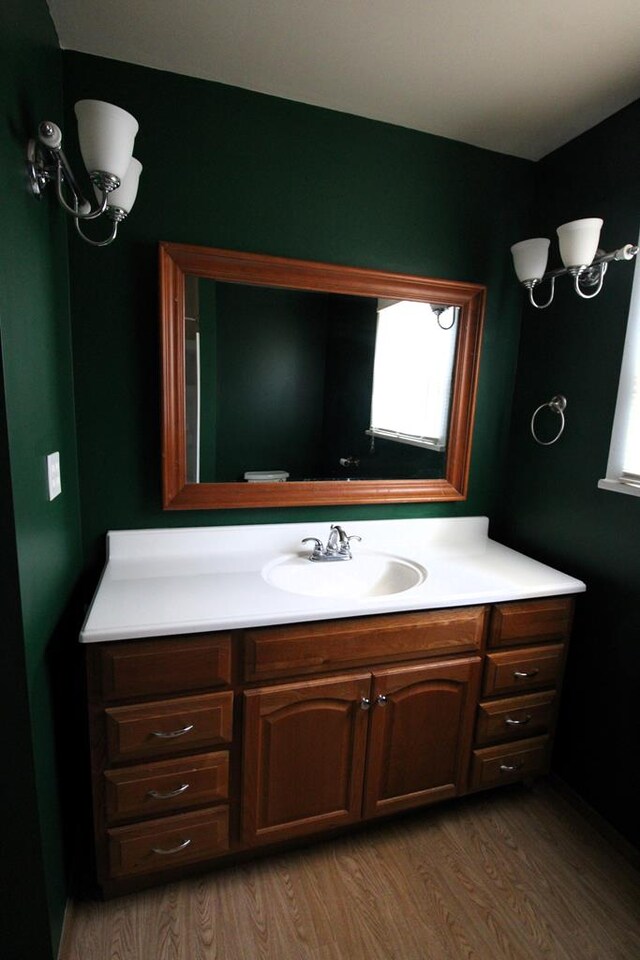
511;218;638;309
431;305;456;330
26;99;142;247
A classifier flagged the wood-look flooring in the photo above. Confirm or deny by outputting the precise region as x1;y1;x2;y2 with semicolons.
59;782;640;960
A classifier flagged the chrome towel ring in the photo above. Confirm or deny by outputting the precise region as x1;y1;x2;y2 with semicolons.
531;395;567;446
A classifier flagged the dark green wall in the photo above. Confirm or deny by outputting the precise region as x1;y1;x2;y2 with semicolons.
63;52;533;574
496;99;640;846
0;0;83;956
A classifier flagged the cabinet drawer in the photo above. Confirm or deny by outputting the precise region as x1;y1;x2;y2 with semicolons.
488;598;573;649
483;644;564;697
244;607;487;681
107;806;229;877
470;736;550;790
105;691;233;763
104;751;229;823
98;633;232;702
475;691;557;746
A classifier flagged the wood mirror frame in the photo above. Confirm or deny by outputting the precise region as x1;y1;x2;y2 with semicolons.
160;242;486;510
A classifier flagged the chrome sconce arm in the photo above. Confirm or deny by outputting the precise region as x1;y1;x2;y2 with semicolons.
26;101;142;249
524;275;556;310
72;197;122;248
28;121;92;213
512;219;638;310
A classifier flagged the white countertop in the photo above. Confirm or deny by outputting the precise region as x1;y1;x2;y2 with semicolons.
79;517;585;643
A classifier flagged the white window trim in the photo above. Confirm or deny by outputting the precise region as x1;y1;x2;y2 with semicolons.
365;427;445;452
598;229;640;499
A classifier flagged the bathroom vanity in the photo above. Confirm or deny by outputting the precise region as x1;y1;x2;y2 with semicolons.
80;518;584;896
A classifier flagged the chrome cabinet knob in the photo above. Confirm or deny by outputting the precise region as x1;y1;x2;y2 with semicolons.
376;694;388;706
360;697;371;710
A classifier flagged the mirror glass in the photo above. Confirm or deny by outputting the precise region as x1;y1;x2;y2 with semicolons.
160;243;485;510
184;277;460;484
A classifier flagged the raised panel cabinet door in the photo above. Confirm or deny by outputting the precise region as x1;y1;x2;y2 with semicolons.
364;656;482;818
242;672;372;845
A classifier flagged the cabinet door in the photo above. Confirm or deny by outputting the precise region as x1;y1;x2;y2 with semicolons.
242;672;371;845
364;657;481;818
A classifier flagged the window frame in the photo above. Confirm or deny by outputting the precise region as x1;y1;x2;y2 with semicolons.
367;301;458;452
598;230;640;499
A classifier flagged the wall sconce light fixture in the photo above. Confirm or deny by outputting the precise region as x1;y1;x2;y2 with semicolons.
26;100;142;248
511;218;638;309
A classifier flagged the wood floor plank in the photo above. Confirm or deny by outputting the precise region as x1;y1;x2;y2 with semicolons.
61;783;640;960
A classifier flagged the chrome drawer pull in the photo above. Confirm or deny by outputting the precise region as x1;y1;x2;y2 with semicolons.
513;669;539;679
499;761;524;773
505;715;532;726
147;783;190;800
151;724;194;739
151;838;192;855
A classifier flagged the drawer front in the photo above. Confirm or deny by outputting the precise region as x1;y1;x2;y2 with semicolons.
108;806;229;877
99;633;232;701
105;691;233;763
470;736;550;790
104;751;229;823
244;607;487;681
488;598;574;649
483;644;564;697
475;691;557;746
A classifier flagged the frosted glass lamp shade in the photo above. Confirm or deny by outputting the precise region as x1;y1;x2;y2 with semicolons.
105;158;142;214
511;238;550;282
557;218;603;268
74;100;138;183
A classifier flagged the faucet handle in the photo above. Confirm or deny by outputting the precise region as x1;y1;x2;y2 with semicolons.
334;533;361;557
342;534;361;557
302;537;325;560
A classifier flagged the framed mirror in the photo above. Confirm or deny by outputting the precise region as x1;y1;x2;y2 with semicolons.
160;242;486;509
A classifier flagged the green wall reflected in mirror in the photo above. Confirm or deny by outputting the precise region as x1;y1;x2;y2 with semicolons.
186;278;456;484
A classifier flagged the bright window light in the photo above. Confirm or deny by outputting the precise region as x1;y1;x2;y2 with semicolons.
599;228;640;498
368;300;458;451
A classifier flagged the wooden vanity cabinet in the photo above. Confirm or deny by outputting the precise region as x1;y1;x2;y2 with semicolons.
469;597;574;791
85;597;574;895
85;631;237;893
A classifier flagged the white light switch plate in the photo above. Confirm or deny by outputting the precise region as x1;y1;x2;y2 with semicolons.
46;451;62;500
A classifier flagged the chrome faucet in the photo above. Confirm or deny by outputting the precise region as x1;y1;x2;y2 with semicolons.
302;524;362;561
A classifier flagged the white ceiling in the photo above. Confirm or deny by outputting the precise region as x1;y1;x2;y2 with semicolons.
48;0;640;160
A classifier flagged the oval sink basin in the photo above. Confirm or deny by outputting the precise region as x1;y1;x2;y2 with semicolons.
263;551;427;599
